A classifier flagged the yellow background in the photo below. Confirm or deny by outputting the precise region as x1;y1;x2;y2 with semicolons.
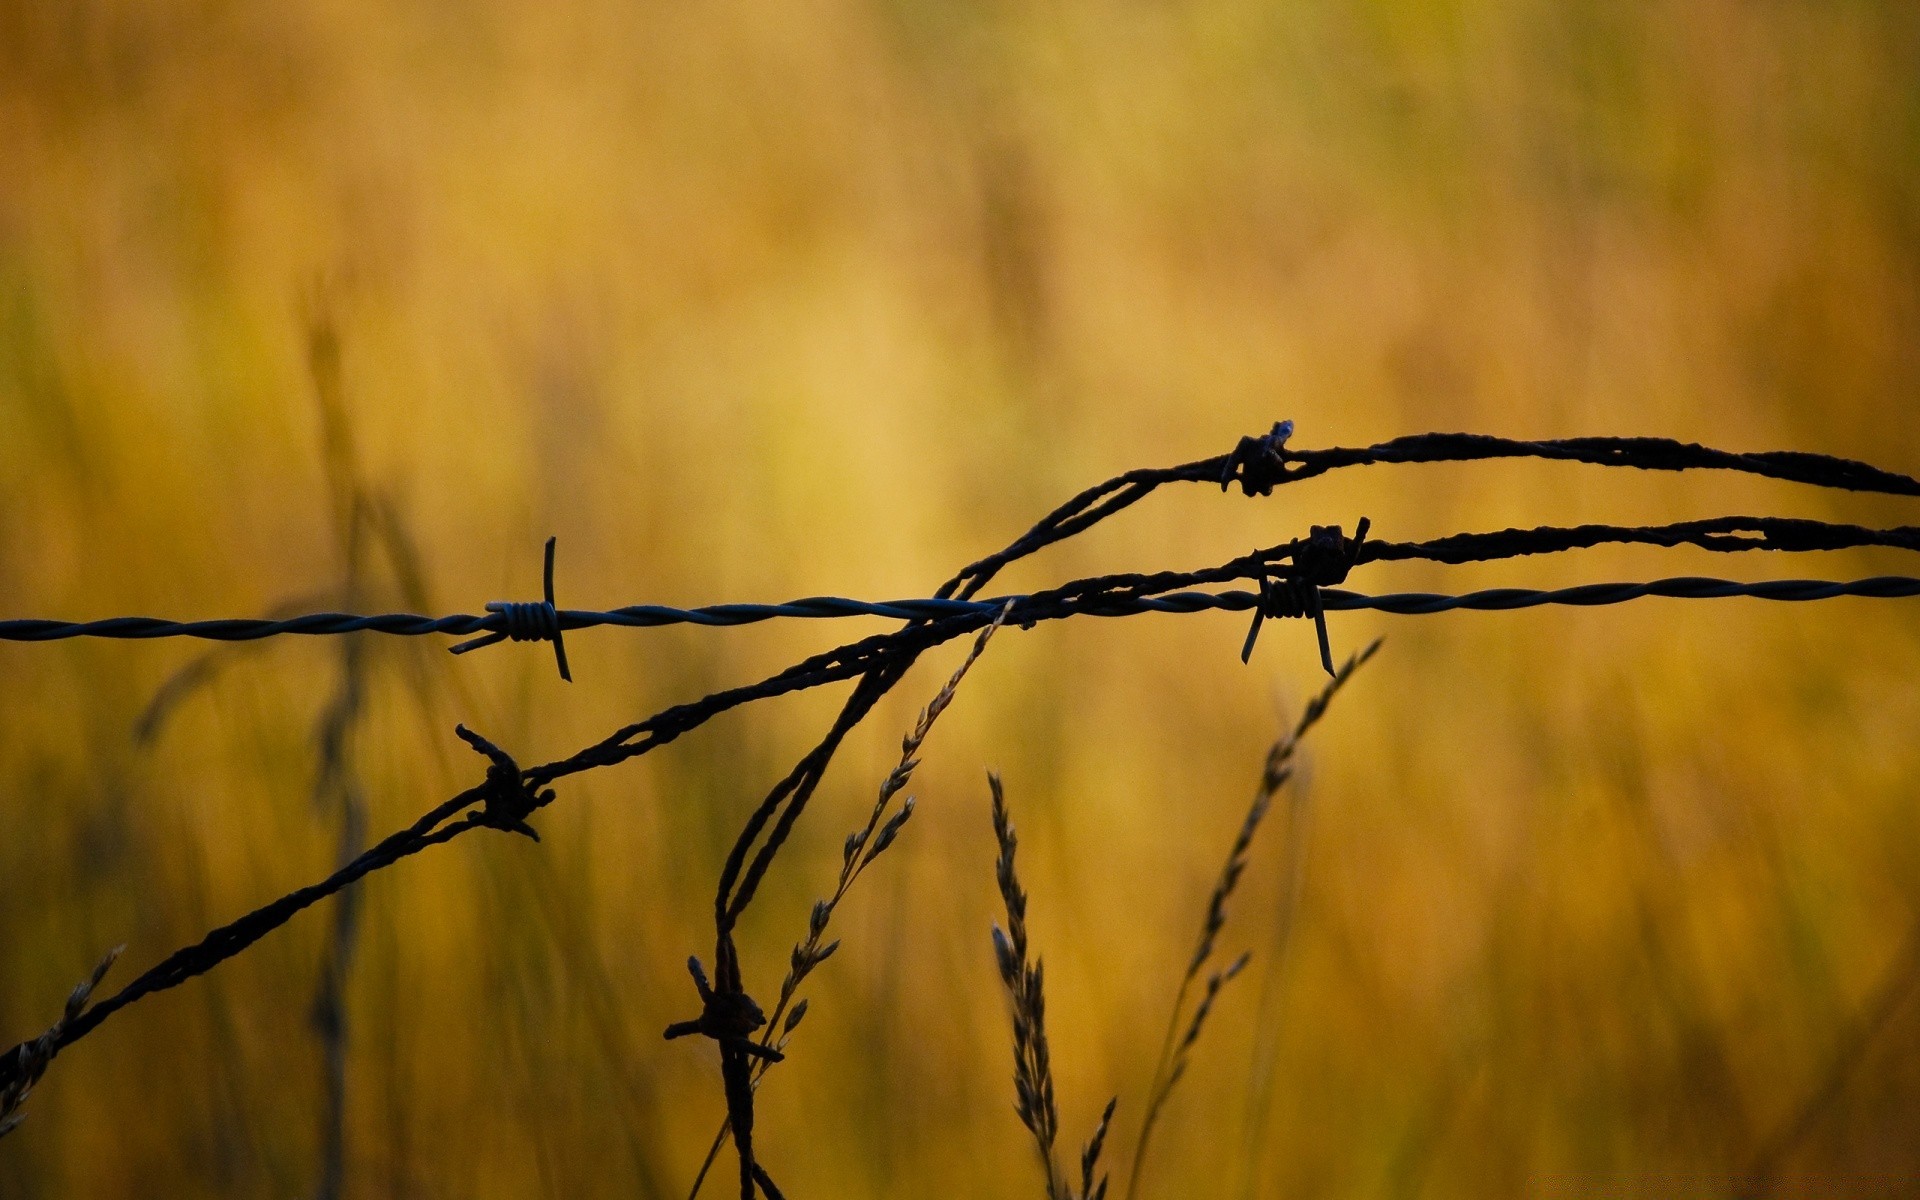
2;2;1918;1195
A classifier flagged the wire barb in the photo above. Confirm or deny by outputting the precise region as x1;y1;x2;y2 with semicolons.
449;536;572;681
1219;420;1297;496
663;956;784;1063
453;724;550;842
1242;518;1370;674
666;954;784;1199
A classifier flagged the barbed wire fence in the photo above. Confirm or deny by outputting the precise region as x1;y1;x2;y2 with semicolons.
3;424;1919;1197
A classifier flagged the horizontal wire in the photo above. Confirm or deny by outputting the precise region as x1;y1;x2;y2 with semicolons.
0;598;986;643
7;576;1916;647
1324;576;1920;612
1017;576;1920;619
8;516;1915;647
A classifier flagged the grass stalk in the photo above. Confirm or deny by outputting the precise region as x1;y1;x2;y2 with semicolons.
1125;639;1380;1200
0;947;122;1138
990;773;1118;1200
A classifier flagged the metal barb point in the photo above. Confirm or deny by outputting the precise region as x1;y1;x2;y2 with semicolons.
1240;575;1272;664
1312;608;1334;677
449;536;572;682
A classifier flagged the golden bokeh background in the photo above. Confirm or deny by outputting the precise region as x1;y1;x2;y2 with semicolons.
3;2;1919;1196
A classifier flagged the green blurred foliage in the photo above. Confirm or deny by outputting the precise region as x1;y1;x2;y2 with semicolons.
2;1;1918;1195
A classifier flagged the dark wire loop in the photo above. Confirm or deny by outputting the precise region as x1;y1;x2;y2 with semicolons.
1220;419;1298;496
453;723;550;842
448;536;573;682
1243;517;1372;675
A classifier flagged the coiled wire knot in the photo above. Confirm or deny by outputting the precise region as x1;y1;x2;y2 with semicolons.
1242;518;1371;676
491;600;560;645
450;536;572;681
454;724;550;842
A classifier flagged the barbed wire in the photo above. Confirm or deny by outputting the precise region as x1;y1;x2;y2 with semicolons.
6;574;1918;646
3;425;1918;1199
5;516;1916;649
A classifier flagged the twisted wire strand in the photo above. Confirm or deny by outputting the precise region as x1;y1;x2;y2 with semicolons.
1139;576;1920;616
0;598;991;643
1276;431;1920;496
6;516;1915;646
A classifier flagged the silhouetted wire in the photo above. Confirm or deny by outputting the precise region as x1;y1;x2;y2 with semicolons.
1270;430;1920;496
5;517;1917;646
6;427;1920;1197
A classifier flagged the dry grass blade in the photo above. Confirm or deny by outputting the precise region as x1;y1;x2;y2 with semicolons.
1079;1096;1119;1200
990;771;1064;1200
991;773;1119;1200
685;606;1010;1198
0;946;123;1138
1124;639;1380;1200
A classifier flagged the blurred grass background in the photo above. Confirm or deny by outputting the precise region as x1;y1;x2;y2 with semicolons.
3;1;1919;1195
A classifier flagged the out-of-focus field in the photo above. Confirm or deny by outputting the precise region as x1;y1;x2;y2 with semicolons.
3;2;1919;1196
